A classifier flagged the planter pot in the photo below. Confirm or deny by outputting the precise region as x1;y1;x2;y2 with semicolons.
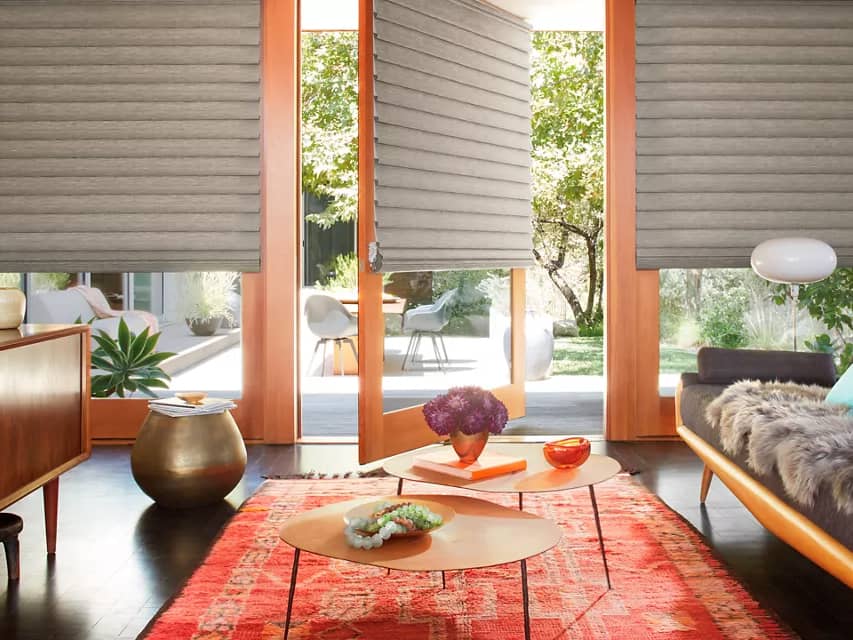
131;410;247;508
0;288;26;329
449;429;489;464
186;316;222;336
501;310;555;381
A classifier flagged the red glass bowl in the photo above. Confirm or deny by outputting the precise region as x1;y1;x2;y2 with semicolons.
543;437;591;469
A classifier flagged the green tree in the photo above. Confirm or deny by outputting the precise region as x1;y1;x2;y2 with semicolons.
774;268;853;372
301;32;358;228
531;32;604;329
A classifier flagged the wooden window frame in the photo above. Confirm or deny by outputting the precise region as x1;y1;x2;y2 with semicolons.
605;0;674;439
91;0;300;444
90;0;673;445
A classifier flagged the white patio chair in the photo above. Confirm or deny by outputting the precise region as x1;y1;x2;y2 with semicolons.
401;288;457;372
305;294;358;376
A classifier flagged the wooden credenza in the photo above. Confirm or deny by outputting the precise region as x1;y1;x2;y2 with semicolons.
0;324;90;553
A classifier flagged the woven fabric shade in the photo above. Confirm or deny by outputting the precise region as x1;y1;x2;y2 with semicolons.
372;0;533;272
636;0;853;269
0;0;261;273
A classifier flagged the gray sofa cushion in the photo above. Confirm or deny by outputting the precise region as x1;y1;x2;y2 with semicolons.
679;379;853;550
697;347;836;387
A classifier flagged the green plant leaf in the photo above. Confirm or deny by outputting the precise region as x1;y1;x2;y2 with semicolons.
90;355;114;371
134;351;176;368
135;377;170;389
134;383;156;398
117;318;131;354
128;326;151;362
93;332;126;367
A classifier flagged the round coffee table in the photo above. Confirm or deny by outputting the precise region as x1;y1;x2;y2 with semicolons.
279;493;562;640
384;442;621;588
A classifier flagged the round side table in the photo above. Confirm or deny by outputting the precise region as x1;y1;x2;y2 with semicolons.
131;410;247;508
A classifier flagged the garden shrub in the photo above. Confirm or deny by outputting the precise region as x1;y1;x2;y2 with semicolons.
700;294;748;349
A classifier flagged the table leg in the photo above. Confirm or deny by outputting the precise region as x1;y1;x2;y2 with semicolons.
441;571;446;589
388;478;404;575
43;478;59;555
284;548;301;640
518;492;523;511
588;485;611;589
520;559;531;640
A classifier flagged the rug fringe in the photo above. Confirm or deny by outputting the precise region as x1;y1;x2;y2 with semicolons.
262;468;388;480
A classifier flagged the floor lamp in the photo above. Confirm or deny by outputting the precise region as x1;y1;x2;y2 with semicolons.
751;238;837;351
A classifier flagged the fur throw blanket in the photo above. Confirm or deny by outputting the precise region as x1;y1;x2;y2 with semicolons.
705;380;853;514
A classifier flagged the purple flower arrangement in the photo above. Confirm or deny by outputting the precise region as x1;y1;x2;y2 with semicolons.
422;386;508;436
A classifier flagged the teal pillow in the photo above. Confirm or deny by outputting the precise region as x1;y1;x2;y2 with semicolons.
825;365;853;407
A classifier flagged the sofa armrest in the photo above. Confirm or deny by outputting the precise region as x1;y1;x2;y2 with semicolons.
697;347;836;387
680;372;701;388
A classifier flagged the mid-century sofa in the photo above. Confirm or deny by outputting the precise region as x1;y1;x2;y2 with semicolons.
676;347;853;588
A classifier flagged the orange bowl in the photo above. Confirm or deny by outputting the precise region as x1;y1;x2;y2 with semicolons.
543;437;591;469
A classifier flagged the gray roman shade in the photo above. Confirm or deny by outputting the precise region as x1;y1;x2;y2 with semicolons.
373;0;533;272
636;0;853;269
0;0;260;273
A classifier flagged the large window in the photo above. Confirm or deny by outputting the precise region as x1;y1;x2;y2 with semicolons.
16;271;242;397
658;269;828;393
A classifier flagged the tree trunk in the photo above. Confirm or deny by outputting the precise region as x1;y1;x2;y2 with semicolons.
532;246;587;325
585;236;598;320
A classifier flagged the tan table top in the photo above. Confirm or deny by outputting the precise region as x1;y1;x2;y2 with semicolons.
383;443;621;494
279;494;562;572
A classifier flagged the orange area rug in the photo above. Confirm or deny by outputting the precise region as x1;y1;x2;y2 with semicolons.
143;476;794;639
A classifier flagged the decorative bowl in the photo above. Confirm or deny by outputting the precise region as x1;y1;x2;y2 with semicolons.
344;498;454;539
543;437;591;469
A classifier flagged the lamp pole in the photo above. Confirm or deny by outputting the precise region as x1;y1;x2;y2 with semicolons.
790;283;800;352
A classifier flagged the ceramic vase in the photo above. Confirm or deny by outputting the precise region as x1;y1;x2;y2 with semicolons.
502;310;555;381
0;288;26;329
450;429;489;464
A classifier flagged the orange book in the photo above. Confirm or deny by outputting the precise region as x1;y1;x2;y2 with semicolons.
413;449;527;480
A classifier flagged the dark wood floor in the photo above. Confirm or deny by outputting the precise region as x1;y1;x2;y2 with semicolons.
0;442;849;639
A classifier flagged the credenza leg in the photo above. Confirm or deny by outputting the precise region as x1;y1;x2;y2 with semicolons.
284;548;300;640
43;478;59;555
3;536;20;581
520;559;530;640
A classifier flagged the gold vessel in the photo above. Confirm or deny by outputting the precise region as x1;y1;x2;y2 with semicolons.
449;429;489;464
131;410;247;508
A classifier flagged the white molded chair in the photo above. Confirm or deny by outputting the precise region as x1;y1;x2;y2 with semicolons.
401;288;457;372
305;294;358;376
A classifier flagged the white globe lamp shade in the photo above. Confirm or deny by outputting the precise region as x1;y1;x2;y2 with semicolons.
750;238;837;284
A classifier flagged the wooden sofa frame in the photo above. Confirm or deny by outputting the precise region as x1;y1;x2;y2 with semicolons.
675;381;853;589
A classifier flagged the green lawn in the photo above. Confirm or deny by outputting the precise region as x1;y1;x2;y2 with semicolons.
551;336;697;376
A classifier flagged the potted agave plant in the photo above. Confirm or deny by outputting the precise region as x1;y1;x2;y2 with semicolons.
422;386;508;463
91;318;175;397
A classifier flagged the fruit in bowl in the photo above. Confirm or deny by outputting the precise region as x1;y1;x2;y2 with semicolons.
543;437;591;469
343;499;452;549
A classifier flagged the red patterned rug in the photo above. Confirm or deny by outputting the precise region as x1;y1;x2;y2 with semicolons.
143;476;794;639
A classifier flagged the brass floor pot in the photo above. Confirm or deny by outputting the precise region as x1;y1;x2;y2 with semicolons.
131;410;247;508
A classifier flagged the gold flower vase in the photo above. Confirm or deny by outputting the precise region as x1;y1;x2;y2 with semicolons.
449;429;489;464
